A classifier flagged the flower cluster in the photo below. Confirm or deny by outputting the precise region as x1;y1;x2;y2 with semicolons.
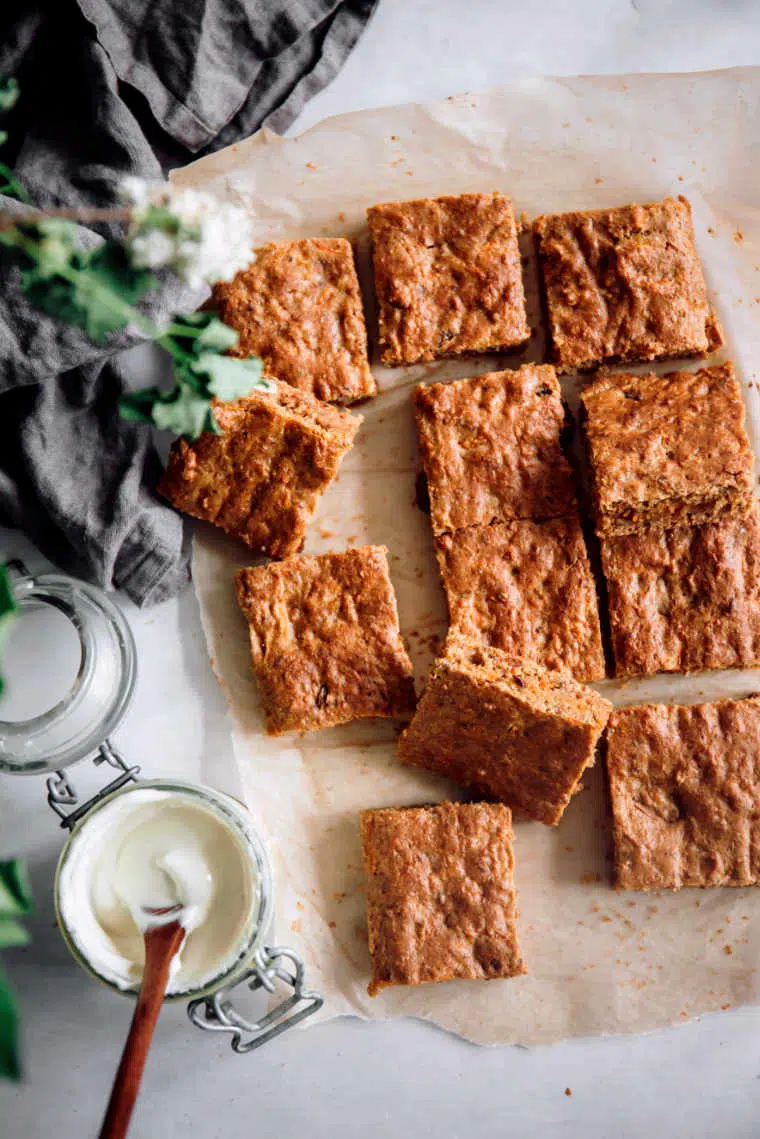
122;177;255;290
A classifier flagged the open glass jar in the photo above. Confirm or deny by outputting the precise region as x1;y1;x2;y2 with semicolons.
1;564;322;1052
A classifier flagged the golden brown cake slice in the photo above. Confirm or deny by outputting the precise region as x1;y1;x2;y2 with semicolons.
213;237;376;404
601;507;760;678
415;364;576;534
159;381;360;558
368;192;529;366
534;196;722;373
361;801;525;996
435;517;605;682
399;633;612;826
235;546;416;735
607;696;760;890
581;363;754;536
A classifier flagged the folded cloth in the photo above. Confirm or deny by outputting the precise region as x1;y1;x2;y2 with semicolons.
0;0;375;605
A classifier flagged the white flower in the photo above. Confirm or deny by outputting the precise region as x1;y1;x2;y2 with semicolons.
129;229;177;270
120;176;256;287
120;175;152;212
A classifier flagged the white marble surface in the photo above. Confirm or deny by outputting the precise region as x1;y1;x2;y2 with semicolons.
3;2;760;1135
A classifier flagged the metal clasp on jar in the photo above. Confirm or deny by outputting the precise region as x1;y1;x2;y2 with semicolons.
188;945;323;1052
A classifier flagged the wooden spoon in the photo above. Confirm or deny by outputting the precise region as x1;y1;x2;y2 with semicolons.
98;908;185;1139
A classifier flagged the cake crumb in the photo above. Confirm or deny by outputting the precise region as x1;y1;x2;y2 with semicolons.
564;1088;572;1097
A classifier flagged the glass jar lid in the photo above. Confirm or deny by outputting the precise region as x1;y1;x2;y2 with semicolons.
0;571;136;775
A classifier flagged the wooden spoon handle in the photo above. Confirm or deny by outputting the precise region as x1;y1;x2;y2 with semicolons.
98;920;185;1139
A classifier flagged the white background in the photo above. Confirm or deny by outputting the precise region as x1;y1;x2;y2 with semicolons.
3;2;760;1135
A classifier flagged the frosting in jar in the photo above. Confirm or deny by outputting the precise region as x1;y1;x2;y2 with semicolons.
57;787;259;994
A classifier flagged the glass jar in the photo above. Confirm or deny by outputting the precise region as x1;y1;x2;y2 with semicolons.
0;570;136;775
1;566;322;1051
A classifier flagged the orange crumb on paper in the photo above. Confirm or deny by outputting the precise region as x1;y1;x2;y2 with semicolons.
601;916;612;923
392;157;405;167
594;177;603;185
722;1003;732;1011
707;227;716;236
564;1088;572;1097
306;162;317;171
328;921;336;929
296;901;304;911
734;231;744;244
678;175;684;182
290;919;302;933
724;945;733;955
651;157;657;163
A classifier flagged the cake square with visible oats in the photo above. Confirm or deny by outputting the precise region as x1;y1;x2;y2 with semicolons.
435;516;605;682
159;381;361;559
600;508;760;678
414;364;575;535
398;632;612;826
235;546;416;735
367;191;530;367
533;196;723;372
607;696;760;890
581;362;754;536
361;801;526;996
212;238;376;405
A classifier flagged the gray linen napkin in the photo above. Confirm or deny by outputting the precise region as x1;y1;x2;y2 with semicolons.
0;0;376;605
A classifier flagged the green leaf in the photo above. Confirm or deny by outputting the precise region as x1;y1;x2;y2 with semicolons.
0;224;156;342
0;861;30;1083
0;962;20;1082
192;315;240;353
0;565;17;697
152;390;217;438
193;352;265;401
0;165;28;202
0;921;28;951
118;388;165;425
0;861;32;919
87;241;155;304
0;76;19;113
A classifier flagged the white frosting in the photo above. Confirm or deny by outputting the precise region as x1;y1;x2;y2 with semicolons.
58;788;258;994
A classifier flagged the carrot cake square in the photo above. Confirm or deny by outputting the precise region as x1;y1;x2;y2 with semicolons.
399;633;612;826
435;517;605;682
415;364;576;535
235;546;415;735
534;196;722;373
158;380;361;558
607;696;760;890
368;192;529;366
581;362;754;536
213;238;376;404
601;508;760;678
361;801;525;996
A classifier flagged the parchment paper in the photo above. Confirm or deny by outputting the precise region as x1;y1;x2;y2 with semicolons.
171;68;760;1044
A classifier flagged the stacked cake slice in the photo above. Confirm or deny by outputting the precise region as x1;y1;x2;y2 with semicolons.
415;363;605;682
581;361;760;677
